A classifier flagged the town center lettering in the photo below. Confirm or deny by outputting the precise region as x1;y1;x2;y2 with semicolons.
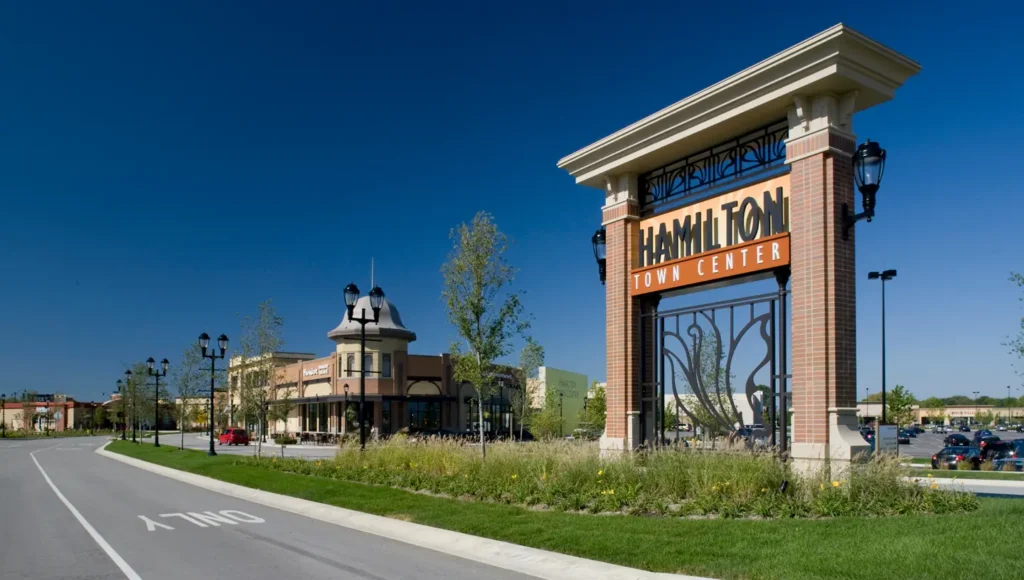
638;186;788;267
630;175;791;296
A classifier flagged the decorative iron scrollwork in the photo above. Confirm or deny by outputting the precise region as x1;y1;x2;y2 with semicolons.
661;294;777;435
640;120;789;210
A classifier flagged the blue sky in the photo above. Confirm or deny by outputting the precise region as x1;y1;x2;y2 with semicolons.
1;1;1022;402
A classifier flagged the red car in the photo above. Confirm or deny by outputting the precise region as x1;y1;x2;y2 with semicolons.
218;428;249;446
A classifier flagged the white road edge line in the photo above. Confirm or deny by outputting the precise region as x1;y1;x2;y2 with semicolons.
31;446;143;580
96;441;704;580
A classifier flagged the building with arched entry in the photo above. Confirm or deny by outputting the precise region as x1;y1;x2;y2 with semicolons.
227;295;522;440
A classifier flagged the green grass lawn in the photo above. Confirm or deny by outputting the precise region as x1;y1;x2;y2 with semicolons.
107;441;1024;580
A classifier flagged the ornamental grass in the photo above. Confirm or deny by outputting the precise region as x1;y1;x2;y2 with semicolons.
239;437;978;518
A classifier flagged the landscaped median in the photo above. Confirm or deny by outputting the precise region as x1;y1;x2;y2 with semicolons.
107;440;1024;580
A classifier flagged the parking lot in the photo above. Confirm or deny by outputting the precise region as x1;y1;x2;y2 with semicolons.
897;428;1024;459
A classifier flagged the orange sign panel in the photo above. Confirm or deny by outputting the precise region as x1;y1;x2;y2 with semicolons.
630;234;790;296
630;174;791;295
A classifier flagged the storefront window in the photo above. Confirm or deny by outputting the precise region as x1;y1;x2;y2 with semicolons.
363;354;373;377
409;401;440;430
346;354;355;377
382;354;392;378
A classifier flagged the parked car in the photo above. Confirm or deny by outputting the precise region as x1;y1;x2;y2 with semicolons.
931;446;981;470
958;425;971;432
973;429;993;442
974;436;1005;460
911;426;925;434
897;430;912;444
861;428;875;443
218;428;249;446
932;425;949;434
944;433;970;447
993;440;1024;471
997;425;1008;432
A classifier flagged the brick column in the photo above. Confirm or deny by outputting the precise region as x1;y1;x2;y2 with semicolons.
601;174;642;453
786;92;869;471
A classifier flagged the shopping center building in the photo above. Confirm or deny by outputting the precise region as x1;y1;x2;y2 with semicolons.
227;296;523;439
0;394;102;432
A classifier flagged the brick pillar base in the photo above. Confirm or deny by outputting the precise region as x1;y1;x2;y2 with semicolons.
601;175;641;454
786;96;869;474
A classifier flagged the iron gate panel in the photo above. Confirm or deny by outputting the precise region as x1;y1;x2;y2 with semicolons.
644;278;790;450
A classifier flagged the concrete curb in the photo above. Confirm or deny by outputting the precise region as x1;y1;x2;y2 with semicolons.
95;442;708;580
916;476;1024;488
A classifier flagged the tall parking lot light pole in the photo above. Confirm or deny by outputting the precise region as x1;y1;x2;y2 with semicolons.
343;283;385;451
147;357;169;447
1;392;6;438
973;391;980;426
199;333;228;456
867;269;896;423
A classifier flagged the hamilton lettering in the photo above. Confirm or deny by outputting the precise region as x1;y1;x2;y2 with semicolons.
639;187;786;267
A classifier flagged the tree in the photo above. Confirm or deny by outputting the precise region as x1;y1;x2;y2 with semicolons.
674;334;739;434
530;389;563;439
267;386;296;457
1006;272;1024;385
578;381;607;433
171;344;206;449
236;300;284;457
509;338;544;440
886;384;915;428
975;410;995;426
93;406;108;430
919;396;945;409
864;392;883;402
442;212;528;458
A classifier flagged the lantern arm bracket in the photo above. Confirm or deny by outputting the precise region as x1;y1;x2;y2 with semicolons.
841;203;874;240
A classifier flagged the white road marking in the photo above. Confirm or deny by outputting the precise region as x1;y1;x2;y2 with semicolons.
56;448;81;452
187;511;238;527
221;510;265;523
160;512;207;527
31;447;143;580
139;515;174;531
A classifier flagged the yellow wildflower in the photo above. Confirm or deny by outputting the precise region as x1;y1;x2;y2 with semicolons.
511;474;518;480
832;481;840;488
820;484;825;491
927;473;933;478
712;485;719;492
761;488;767;493
608;489;615;495
597;470;604;477
930;483;939;490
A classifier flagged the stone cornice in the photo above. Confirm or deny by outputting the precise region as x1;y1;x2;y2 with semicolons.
557;24;920;189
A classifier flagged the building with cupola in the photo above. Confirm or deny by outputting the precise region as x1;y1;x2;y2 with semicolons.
226;295;522;440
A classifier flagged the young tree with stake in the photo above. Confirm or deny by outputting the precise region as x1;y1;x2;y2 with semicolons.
510;338;544;440
172;344;205;449
442;212;529;458
237;300;284;457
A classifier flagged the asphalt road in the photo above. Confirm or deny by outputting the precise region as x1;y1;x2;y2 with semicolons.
0;436;535;580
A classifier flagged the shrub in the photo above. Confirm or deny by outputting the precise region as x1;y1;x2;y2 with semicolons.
273;436;297;445
236;439;978;519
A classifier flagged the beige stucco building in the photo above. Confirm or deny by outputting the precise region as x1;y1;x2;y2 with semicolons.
226;296;522;439
1;394;102;432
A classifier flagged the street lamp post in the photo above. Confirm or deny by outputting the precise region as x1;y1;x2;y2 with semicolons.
559;393;563;438
116;379;126;440
343;283;385;451
868;269;897;423
343;385;350;433
124;370;138;443
973;390;980;426
147;357;169;448
198;333;229;456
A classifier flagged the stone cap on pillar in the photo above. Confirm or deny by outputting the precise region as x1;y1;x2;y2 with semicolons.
557;24;920;189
